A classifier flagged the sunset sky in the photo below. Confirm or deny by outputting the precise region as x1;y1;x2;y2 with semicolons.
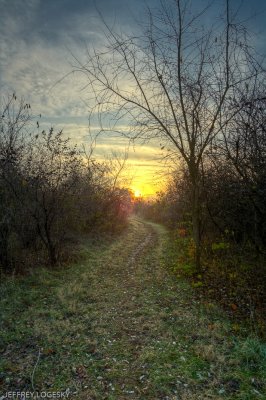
1;0;266;196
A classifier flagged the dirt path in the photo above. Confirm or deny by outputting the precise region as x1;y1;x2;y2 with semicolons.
81;218;169;398
72;218;210;399
1;217;265;400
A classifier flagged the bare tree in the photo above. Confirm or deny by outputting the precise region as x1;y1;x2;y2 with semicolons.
22;128;82;265
0;96;83;267
75;0;263;269
0;95;136;274
207;87;266;250
0;94;33;271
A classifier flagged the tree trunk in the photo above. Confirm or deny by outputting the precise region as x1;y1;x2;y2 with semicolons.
43;220;57;266
190;167;202;272
0;223;11;272
48;243;57;266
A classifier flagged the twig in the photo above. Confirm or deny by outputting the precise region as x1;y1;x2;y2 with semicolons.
31;347;41;392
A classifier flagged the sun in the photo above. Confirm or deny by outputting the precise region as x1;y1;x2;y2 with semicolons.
134;189;142;198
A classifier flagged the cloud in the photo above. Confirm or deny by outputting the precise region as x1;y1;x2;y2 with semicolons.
0;0;105;120
1;0;265;195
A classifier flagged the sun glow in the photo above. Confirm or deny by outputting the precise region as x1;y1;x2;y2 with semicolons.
134;189;142;198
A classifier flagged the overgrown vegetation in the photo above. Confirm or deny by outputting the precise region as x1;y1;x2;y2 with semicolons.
136;125;266;334
0;94;132;275
133;44;266;330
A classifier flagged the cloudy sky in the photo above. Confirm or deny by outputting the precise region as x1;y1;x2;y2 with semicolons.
1;0;266;196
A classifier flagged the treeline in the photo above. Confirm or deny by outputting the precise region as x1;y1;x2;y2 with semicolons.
0;95;132;274
138;96;266;252
137;97;266;327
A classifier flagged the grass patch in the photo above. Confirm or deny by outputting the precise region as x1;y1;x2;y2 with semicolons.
0;217;265;399
164;229;266;337
161;229;266;399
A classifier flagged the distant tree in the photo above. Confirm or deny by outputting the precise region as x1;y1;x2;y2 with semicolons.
78;150;132;233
